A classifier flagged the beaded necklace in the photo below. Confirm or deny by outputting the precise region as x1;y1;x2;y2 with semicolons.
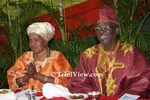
33;48;50;73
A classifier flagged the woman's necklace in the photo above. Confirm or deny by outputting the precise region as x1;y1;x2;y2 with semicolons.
33;48;50;73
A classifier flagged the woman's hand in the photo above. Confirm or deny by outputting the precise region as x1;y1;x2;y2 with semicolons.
25;62;38;78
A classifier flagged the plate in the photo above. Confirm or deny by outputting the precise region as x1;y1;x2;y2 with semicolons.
0;89;11;95
66;93;88;100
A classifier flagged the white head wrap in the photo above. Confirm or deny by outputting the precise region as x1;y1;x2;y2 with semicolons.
27;22;55;42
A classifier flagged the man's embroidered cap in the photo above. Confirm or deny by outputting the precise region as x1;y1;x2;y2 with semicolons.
97;5;118;25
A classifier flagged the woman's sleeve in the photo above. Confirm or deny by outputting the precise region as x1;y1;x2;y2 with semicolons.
7;53;29;91
52;52;73;87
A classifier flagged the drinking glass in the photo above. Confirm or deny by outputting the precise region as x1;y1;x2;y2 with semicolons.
25;90;37;100
88;91;101;100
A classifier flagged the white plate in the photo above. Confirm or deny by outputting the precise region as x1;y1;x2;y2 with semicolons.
66;93;88;100
0;89;11;95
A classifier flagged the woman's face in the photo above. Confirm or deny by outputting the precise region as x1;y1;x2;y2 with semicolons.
95;22;119;46
29;33;47;54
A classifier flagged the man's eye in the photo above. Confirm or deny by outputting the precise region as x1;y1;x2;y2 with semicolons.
94;27;101;31
103;27;108;30
105;25;111;30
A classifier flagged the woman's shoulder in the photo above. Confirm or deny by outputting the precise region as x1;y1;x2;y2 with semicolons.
18;51;33;61
50;50;61;54
50;50;64;57
12;51;34;65
19;51;33;57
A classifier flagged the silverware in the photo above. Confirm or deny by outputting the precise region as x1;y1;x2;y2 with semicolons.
32;86;34;92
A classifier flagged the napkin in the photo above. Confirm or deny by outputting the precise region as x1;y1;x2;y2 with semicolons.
42;83;72;99
0;91;16;100
118;93;140;100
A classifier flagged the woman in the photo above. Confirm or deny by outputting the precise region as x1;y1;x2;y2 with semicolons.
7;22;73;92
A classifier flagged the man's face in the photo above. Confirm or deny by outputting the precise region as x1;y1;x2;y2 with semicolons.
95;22;119;46
29;33;47;54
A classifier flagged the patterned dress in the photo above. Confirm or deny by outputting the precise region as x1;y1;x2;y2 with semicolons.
7;50;73;92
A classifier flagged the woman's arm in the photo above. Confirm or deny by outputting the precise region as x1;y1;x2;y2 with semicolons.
16;75;30;87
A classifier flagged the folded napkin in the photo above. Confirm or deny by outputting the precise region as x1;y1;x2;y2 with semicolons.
42;83;72;99
0;91;16;100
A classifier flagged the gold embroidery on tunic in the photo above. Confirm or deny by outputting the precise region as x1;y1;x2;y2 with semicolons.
96;41;125;96
106;62;124;96
106;74;117;96
120;42;133;56
83;46;97;59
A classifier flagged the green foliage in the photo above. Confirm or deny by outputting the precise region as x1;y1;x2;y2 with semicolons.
0;42;13;88
49;38;94;69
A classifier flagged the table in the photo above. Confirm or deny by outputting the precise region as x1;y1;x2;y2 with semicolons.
87;96;149;100
15;90;150;100
40;96;149;100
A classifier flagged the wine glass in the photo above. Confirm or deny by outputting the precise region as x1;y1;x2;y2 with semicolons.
25;90;37;100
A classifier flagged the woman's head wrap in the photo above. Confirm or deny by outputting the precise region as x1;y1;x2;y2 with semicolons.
97;5;118;25
27;22;55;42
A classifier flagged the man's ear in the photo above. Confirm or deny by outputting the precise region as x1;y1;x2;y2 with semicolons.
115;27;120;35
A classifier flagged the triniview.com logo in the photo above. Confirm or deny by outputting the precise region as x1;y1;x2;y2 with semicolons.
57;72;103;77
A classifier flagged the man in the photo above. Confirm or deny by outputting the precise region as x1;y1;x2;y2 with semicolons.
66;5;150;98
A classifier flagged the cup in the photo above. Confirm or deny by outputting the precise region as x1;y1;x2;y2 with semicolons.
87;91;101;100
